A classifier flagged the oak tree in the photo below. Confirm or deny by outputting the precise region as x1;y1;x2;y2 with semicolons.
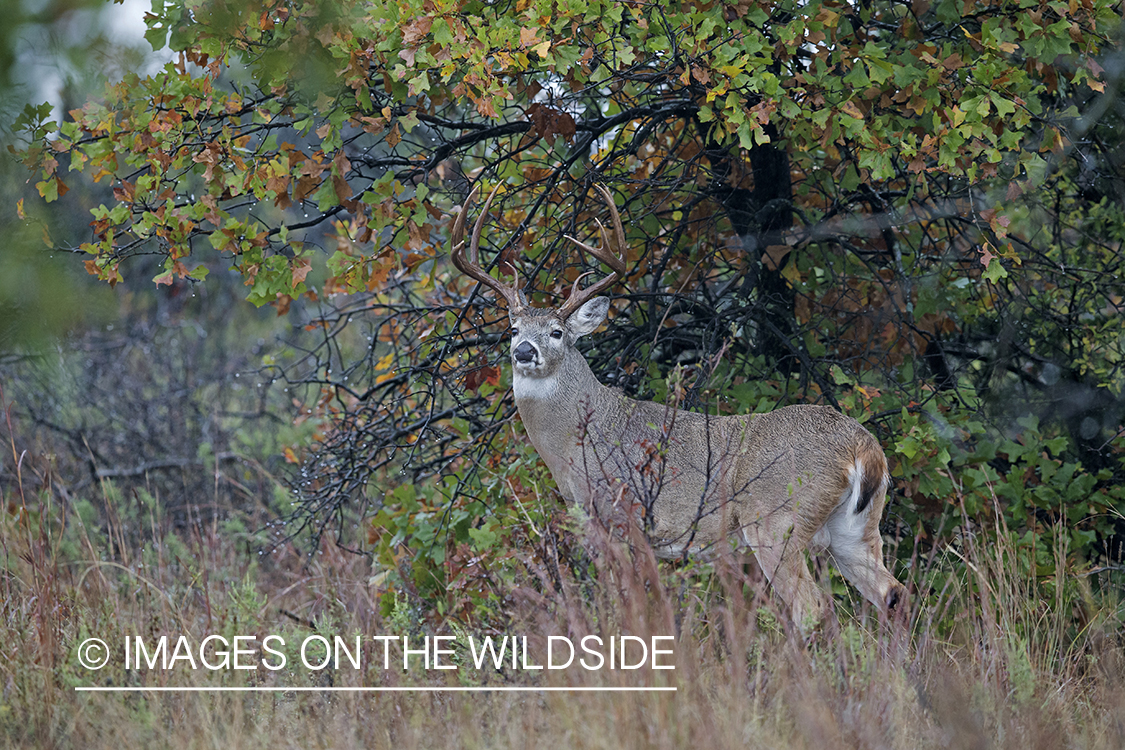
15;0;1125;601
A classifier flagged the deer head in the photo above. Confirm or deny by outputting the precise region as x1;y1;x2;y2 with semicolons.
450;184;628;384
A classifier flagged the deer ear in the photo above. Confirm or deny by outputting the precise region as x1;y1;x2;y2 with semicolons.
568;297;609;337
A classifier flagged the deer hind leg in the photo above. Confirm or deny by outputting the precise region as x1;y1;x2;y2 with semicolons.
742;518;829;630
825;472;906;612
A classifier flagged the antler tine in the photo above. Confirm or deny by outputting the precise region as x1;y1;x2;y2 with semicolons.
595;183;628;267
450;184;523;311
558;184;628;318
469;184;499;266
449;185;479;254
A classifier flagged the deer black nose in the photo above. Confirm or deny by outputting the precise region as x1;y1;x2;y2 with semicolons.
513;341;537;364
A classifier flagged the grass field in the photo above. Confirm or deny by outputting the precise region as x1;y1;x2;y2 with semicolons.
2;422;1123;750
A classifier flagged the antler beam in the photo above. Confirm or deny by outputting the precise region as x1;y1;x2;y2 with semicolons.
450;185;525;312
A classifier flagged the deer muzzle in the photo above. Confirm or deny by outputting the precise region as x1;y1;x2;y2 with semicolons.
513;341;538;365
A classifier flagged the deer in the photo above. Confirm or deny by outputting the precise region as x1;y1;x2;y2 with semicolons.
450;183;907;628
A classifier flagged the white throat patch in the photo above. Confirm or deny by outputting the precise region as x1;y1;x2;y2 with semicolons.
513;371;559;400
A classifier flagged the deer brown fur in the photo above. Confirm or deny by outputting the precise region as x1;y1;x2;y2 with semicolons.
451;184;906;627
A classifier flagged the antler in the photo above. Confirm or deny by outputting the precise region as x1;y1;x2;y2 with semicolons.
450;184;524;312
557;184;628;319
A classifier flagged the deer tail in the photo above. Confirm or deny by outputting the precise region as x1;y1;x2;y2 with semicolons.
851;437;888;516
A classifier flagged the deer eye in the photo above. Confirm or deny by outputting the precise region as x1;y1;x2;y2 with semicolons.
511;327;519;336
550;329;564;339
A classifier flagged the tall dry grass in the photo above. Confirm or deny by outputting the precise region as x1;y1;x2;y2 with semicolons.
1;409;1122;749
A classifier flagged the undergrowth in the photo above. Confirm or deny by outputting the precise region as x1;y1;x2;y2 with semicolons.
1;391;1122;750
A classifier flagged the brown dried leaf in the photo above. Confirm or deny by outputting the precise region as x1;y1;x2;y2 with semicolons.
762;245;792;272
386;122;402;148
465;355;501;391
519;27;539;48
291;258;312;289
401;17;433;46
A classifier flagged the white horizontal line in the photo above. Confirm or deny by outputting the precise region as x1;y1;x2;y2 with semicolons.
76;686;676;693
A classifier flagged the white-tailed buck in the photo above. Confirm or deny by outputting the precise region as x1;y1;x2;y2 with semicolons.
451;184;906;627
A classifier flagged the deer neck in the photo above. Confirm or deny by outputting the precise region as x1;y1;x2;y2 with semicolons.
512;352;606;452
